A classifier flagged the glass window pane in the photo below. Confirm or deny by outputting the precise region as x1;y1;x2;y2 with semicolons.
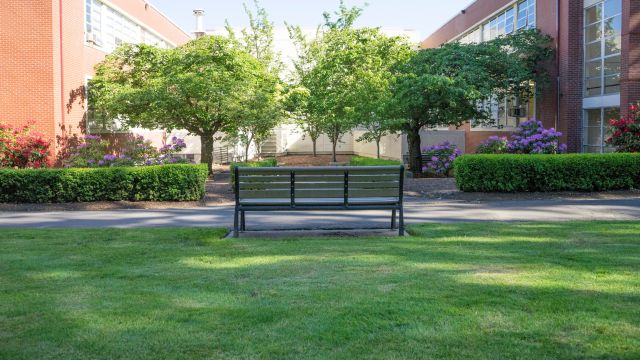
604;15;621;37
585;5;602;25
586;127;603;146
585;23;602;43
604;55;621;75
605;75;620;94
586;110;603;127
585;60;602;78
586;77;602;96
604;36;621;55
586;41;602;60
604;0;622;18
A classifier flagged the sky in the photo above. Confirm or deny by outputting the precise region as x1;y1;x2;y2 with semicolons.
148;0;476;41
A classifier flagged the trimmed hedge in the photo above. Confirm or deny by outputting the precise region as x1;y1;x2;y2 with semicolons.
0;164;209;203
454;154;640;192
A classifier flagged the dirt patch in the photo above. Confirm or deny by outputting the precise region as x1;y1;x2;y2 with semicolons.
276;154;353;166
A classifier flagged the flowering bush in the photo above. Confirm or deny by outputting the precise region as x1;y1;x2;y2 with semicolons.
0;122;50;169
475;120;567;155
607;104;640;152
421;141;463;176
64;134;189;168
508;120;567;154
476;136;508;154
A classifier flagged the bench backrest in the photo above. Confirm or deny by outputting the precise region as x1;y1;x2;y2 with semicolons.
235;166;404;204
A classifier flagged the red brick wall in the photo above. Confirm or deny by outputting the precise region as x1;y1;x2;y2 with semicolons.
557;0;584;152
1;0;191;162
621;0;640;116
0;0;56;141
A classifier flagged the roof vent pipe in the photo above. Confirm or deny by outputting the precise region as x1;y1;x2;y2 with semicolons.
193;9;205;38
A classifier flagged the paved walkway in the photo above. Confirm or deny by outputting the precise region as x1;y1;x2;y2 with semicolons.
1;198;639;230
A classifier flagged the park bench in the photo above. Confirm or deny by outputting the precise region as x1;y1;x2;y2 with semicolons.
233;166;405;237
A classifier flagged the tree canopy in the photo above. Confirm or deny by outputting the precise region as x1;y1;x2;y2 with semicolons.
89;35;273;174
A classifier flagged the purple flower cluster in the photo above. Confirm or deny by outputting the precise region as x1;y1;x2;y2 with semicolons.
421;141;463;175
159;137;187;154
475;120;568;155
508;120;567;154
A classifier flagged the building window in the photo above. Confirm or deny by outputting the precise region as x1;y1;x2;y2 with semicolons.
85;0;172;51
584;0;622;97
85;0;103;46
583;107;619;152
473;96;533;130
459;28;482;44
516;0;536;30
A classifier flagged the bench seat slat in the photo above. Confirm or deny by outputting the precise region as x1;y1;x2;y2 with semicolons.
239;182;290;190
239;190;290;199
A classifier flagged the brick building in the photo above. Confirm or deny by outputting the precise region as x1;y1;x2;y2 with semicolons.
0;0;190;159
421;0;639;153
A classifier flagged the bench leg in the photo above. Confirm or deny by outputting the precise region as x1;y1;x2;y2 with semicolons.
241;211;246;231
398;206;405;236
391;209;396;229
233;207;239;238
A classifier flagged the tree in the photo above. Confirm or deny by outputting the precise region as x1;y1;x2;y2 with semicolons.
226;0;284;160
356;118;399;159
391;29;554;172
391;68;484;173
285;24;323;156
300;2;412;162
89;36;269;174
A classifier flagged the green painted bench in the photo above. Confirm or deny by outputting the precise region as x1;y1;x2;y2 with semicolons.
233;166;405;237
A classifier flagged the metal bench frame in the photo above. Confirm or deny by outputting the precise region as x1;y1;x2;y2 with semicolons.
233;166;405;237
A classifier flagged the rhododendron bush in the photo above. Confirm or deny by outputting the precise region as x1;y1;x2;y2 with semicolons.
476;119;567;155
0;122;50;168
421;141;463;176
64;134;189;168
607;104;640;153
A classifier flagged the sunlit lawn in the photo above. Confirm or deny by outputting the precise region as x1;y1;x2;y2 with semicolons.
1;222;639;359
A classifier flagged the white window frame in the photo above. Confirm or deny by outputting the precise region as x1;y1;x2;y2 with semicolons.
583;0;622;98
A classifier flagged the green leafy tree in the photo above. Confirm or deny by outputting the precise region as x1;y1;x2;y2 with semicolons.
356;118;399;159
89;36;269;174
285;24;323;156
299;2;411;162
225;0;284;160
391;66;484;173
392;29;554;172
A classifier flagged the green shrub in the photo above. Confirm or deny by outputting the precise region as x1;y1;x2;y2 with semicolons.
230;158;278;189
0;164;208;203
349;156;402;166
454;154;640;192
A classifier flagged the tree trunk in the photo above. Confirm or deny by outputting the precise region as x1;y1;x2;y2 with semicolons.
331;137;338;163
200;134;214;176
312;138;317;157
376;138;381;159
407;129;422;174
244;142;251;162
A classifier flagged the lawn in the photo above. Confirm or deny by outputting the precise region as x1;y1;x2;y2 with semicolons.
349;155;403;166
1;222;639;359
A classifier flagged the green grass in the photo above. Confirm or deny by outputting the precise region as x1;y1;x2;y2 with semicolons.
349;155;403;166
1;222;639;359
